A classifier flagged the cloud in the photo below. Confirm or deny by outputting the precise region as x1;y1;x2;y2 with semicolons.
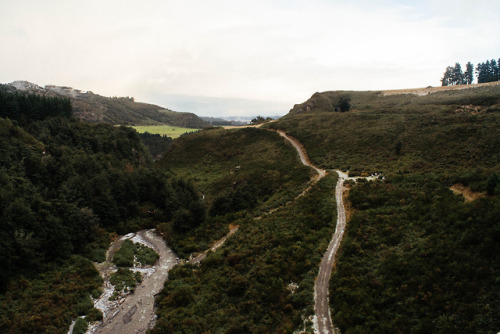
1;0;499;116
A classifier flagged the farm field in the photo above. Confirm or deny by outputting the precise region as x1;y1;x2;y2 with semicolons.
130;125;200;138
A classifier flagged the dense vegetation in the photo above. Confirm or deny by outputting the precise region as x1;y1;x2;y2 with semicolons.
270;85;500;178
113;239;159;267
153;176;338;333
156;127;311;257
0;88;72;123
0;256;103;334
2;80;499;333
137;131;173;159
267;85;500;332
0;89;205;333
330;177;500;333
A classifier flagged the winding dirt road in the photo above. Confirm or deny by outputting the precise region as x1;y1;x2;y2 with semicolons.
277;130;326;180
90;128;348;334
189;225;239;264
314;172;346;334
275;130;345;334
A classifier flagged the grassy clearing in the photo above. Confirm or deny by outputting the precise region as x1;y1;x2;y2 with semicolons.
131;125;199;138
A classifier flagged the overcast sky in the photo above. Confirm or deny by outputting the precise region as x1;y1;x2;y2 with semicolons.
1;0;499;117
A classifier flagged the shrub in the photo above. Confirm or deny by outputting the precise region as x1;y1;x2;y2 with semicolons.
86;307;103;322
74;294;93;316
72;318;88;334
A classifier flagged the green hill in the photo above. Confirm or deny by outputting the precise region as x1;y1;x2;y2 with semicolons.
154;83;500;333
267;82;500;333
270;83;500;178
5;81;210;128
0;89;206;333
154;126;338;333
2;80;500;333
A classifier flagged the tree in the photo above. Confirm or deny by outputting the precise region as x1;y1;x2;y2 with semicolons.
486;173;498;195
441;66;454;86
250;116;272;125
476;59;498;83
338;97;351;112
452;63;465;85
465;62;474;84
491;59;499;81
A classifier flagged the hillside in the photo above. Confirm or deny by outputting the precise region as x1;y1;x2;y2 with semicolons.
272;82;500;177
1;82;500;333
267;83;500;332
0;90;207;333
288;81;500;115
154;127;338;333
4;81;210;128
156;127;312;256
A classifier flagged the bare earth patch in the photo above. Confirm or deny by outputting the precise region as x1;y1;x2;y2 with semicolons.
382;81;500;96
450;184;486;202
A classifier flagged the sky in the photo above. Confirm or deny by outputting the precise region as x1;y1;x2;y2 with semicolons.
1;0;499;117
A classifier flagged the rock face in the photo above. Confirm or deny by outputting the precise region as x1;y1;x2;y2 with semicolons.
287;91;351;115
5;81;210;128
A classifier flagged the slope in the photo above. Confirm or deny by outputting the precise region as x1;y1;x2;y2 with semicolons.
270;83;500;177
268;83;500;333
4;81;210;128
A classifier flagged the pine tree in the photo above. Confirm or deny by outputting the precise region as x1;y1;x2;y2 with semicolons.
476;62;486;83
465;62;474;84
452;63;465;85
491;59;499;81
441;66;454;86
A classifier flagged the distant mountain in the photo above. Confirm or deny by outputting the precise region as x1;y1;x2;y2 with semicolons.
5;81;210;128
200;116;249;126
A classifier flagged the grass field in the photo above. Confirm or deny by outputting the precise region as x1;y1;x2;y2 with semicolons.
131;125;199;138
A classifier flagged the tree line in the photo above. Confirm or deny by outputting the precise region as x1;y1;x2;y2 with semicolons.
441;58;500;86
0;86;72;123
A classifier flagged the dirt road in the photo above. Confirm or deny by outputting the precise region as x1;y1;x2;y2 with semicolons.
276;130;326;180
314;172;346;334
273;129;339;333
190;225;239;264
90;129;346;334
95;230;177;334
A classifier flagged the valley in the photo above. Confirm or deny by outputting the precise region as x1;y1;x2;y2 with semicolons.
0;82;499;333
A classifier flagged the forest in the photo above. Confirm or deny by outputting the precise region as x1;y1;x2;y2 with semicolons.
0;89;205;333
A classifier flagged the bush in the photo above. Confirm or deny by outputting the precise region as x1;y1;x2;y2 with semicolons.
112;239;159;267
86;307;103;322
72;318;88;334
74;294;93;316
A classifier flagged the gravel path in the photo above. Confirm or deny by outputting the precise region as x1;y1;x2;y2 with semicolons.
95;230;177;334
314;172;346;334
